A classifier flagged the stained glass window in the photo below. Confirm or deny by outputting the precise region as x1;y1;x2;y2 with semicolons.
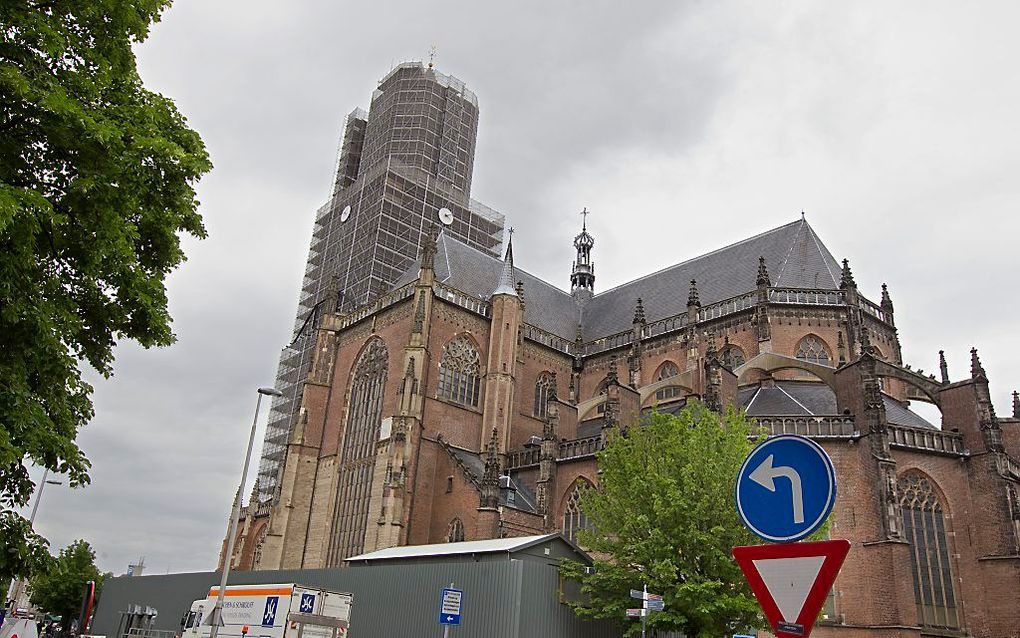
534;372;555;418
447;518;465;543
899;473;959;630
796;335;831;366
562;480;594;544
438;336;481;408
328;338;388;564
655;361;683;402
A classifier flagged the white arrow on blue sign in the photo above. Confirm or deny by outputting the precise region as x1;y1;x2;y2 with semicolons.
438;588;463;626
735;434;837;543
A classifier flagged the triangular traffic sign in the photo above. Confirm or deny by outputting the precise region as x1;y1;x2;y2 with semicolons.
732;539;850;638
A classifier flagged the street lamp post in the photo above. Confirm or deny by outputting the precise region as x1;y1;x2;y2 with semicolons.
208;387;282;638
5;469;63;609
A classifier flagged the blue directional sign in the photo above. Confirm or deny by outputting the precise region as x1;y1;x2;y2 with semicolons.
438;587;463;626
735;434;836;543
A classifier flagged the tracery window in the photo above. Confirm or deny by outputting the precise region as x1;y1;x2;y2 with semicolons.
562;480;594;544
899;473;960;630
796;335;831;366
438;336;481;408
655;361;683;402
447;518;465;543
328;338;388;564
534;372;555;418
723;345;746;368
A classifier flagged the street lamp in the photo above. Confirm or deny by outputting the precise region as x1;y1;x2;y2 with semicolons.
6;469;63;609
209;387;282;638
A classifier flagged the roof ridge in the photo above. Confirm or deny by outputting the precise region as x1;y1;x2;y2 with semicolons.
804;222;840;288
590;218;803;299
773;218;806;286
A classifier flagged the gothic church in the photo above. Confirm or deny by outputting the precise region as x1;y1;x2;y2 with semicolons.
223;216;1020;637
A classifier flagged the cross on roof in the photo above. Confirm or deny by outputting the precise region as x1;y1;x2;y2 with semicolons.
580;207;589;230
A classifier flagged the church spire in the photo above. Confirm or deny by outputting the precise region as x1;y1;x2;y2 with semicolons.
570;208;595;301
491;228;517;297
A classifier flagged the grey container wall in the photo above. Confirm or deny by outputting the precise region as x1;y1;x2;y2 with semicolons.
93;560;620;638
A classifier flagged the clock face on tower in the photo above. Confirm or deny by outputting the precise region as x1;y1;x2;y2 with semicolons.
340;205;352;222
438;207;454;225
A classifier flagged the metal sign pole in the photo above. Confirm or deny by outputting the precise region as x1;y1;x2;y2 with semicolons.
641;583;646;638
442;582;453;638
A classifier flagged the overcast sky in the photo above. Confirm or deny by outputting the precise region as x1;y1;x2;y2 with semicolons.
24;1;1020;576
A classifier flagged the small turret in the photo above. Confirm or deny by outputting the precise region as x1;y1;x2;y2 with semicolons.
570;208;595;302
1013;390;1019;419
939;350;949;383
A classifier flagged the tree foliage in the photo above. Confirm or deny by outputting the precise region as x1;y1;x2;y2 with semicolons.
560;403;767;637
0;0;211;580
29;540;103;627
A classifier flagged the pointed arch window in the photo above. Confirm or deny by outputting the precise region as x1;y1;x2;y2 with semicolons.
899;473;960;630
796;335;831;366
447;518;465;543
328;338;388;564
438;336;481;408
722;345;746;368
655;361;683;403
534;372;555;418
562;480;594;544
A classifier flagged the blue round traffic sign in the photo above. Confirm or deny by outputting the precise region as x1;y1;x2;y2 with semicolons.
735;434;836;543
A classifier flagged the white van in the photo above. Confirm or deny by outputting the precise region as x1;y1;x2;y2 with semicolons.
180;584;353;638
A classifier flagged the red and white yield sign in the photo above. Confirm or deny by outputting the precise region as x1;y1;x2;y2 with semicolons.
732;540;850;637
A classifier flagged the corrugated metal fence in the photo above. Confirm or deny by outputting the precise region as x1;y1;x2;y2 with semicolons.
93;560;620;638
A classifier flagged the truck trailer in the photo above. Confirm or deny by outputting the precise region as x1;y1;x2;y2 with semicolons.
180;584;353;638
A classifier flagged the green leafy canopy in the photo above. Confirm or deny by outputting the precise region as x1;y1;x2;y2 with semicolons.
29;539;105;628
1;0;211;580
560;403;768;638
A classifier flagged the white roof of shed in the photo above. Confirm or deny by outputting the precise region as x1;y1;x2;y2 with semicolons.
346;534;560;561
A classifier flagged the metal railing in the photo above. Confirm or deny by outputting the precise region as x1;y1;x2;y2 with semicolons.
888;424;965;456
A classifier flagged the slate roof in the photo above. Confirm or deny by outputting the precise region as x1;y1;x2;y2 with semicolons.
395;218;843;342
580;218;842;340
394;233;580;339
741;380;936;429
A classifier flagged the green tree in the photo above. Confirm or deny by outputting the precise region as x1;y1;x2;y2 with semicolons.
560;403;767;637
28;540;103;628
0;0;211;581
